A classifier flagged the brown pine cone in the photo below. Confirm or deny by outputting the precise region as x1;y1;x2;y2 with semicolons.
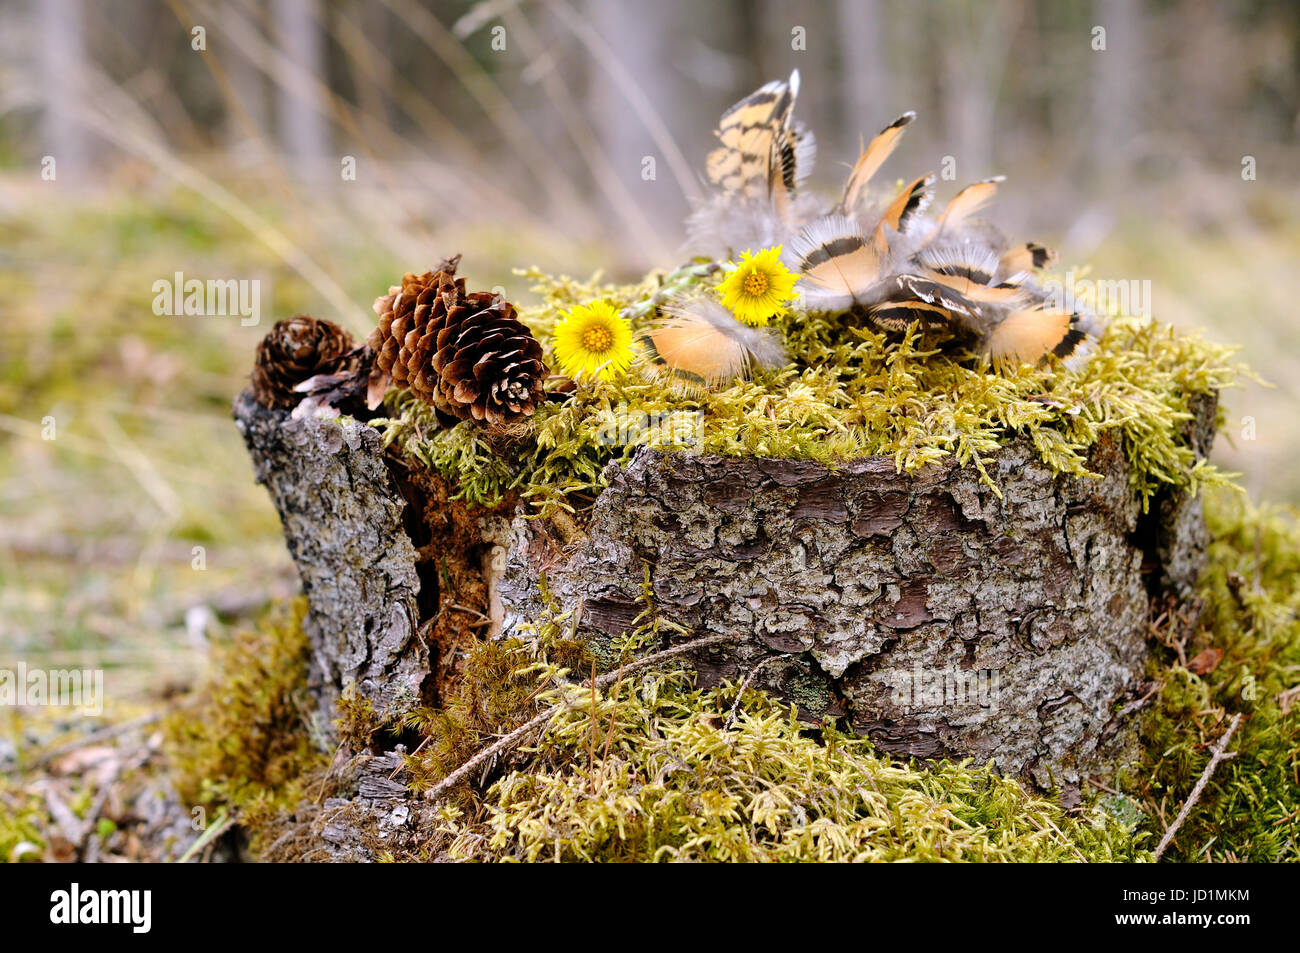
367;256;547;426
429;292;548;425
367;254;464;400
251;316;355;410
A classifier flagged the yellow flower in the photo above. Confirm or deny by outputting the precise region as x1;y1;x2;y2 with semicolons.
553;300;636;381
716;246;800;326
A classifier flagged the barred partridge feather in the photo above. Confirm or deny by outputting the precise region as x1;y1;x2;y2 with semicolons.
685;70;823;259
784;90;1098;367
686;74;1102;369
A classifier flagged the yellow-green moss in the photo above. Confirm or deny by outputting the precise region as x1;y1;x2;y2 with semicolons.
1125;490;1300;861
164;597;327;849
380;570;1140;862
438;671;1139;862
404;490;1295;863
377;264;1243;514
151;489;1300;862
0;777;50;863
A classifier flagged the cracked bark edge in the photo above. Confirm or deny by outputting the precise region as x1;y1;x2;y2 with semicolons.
499;393;1219;803
233;391;427;735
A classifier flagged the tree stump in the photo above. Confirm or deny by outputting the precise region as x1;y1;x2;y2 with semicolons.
234;390;1216;805
233;392;427;732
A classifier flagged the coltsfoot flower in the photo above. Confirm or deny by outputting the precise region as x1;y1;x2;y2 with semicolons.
553;300;636;381
716;246;799;327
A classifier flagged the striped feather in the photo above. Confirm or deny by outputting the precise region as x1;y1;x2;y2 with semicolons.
877;174;934;233
981;305;1096;367
773;120;817;192
998;242;1058;275
864;274;980;334
912;243;1030;305
928;176;1005;240
693;76;1103;372
706;71;800;200
642;296;788;390
838;111;917;213
791;214;885;311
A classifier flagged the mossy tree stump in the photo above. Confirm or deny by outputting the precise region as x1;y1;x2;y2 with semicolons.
234;390;1215;805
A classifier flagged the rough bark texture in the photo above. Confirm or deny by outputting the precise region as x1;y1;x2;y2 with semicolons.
234;391;426;729
497;429;1185;800
234;389;1216;823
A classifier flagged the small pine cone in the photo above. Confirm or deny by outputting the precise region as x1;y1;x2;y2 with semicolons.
367;254;464;396
252;316;355;410
367;255;547;426
429;292;548;425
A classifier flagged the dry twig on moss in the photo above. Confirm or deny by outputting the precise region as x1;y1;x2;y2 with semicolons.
424;631;738;803
1153;712;1244;861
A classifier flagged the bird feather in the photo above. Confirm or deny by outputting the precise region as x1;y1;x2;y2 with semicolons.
791;214;887;311
641;296;788;390
837;112;917;213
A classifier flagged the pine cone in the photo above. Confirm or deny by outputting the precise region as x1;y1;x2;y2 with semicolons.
251;316;355;410
368;256;547;426
431;292;548;425
367;255;465;401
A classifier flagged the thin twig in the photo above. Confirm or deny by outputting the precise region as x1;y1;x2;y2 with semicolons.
178;810;235;864
548;507;587;546
445;603;490;622
596;658;627;789
587;656;598;778
1041;815;1089;863
23;712;166;773
389;736;430;781
1153;712;1244;861
725;655;790;730
424;632;737;803
1087;777;1124;797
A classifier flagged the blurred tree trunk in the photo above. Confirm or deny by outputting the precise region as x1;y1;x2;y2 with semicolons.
352;2;394;142
586;0;682;238
837;0;891;143
225;29;269;149
38;0;88;178
937;0;1018;181
1092;0;1144;179
273;0;329;174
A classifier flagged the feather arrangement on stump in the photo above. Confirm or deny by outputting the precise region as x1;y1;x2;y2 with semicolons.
683;72;1104;372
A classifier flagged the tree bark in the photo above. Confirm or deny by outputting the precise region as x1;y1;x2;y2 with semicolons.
234;392;427;732
234;390;1216;809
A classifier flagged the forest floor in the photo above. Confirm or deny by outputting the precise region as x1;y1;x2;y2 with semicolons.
1;177;1298;862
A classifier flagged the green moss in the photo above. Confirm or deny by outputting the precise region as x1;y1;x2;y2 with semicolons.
395;571;1138;862
409;490;1294;863
164;598;327;849
393;636;595;810
377;264;1243;514
1126;490;1300;861
0;778;50;863
157;488;1300;862
435;670;1139;862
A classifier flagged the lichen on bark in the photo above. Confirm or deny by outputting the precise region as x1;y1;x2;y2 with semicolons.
234;392;426;730
234;387;1215;804
499;401;1211;801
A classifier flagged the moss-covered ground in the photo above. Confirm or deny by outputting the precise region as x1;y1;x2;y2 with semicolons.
2;187;1296;863
53;488;1283;863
